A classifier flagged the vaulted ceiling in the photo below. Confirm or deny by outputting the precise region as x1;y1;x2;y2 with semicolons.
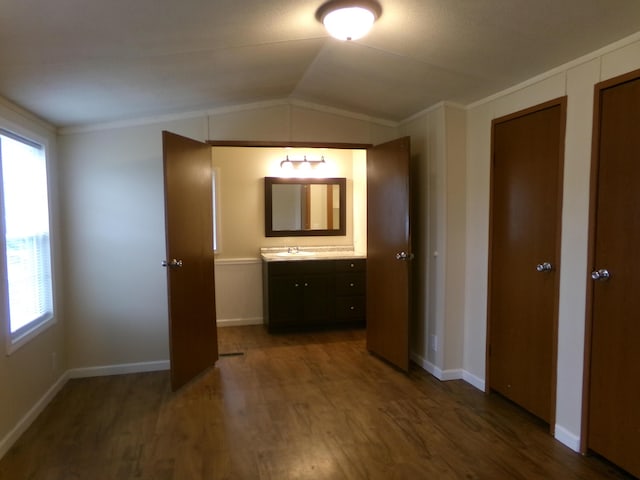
2;0;640;128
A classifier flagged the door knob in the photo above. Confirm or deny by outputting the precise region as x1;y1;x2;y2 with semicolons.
395;251;414;261
536;262;553;273
591;269;610;281
161;259;183;268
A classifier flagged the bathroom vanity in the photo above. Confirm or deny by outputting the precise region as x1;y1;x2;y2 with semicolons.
261;248;366;332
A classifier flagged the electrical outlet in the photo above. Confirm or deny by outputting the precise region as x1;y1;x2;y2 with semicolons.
429;334;438;352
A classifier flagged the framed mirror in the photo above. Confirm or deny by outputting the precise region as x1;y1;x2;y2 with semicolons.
265;177;346;237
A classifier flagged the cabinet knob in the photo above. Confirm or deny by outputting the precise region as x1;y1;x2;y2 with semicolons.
350;282;355;287
294;283;300;287
350;306;355;310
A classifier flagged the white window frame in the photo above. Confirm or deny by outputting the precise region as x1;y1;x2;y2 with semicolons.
0;123;56;355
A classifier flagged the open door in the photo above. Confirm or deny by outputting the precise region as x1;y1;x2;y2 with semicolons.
162;131;218;391
366;137;411;371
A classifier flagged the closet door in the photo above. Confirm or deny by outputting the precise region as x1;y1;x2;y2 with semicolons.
587;70;640;478
488;98;566;425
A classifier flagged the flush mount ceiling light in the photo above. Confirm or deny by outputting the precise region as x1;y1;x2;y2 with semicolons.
316;0;382;41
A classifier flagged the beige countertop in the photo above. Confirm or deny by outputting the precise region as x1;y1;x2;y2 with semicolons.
260;246;366;262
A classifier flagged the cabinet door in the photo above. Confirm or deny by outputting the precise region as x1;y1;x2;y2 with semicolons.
335;296;365;321
336;273;365;296
302;274;333;323
269;275;305;326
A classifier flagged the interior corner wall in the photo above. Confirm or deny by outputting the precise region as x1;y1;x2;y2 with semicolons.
401;114;430;365
0;99;66;459
463;34;640;449
401;103;467;380
442;105;466;373
401;105;450;376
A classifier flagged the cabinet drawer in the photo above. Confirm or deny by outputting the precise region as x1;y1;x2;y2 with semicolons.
336;273;365;295
336;296;365;319
268;260;334;276
335;259;366;272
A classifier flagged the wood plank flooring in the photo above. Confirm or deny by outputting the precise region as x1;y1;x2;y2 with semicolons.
0;326;633;480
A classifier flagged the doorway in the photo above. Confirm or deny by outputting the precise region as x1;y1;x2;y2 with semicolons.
169;138;411;370
487;98;566;426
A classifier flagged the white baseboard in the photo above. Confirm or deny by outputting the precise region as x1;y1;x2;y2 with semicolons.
554;425;581;452
0;371;69;460
410;351;486;392
67;360;169;379
462;370;486;392
217;317;263;327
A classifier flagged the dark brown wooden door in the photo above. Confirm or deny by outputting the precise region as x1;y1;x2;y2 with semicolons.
587;72;640;478
488;99;565;423
366;137;411;372
162;131;218;391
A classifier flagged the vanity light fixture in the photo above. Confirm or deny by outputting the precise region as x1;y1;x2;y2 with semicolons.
316;0;382;41
280;155;326;170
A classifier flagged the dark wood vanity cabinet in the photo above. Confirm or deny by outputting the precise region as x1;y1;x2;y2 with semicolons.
334;259;366;322
263;258;366;331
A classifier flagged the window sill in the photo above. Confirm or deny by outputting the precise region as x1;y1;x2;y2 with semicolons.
6;317;56;356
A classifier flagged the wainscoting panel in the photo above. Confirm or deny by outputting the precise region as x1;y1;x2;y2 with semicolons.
214;258;264;327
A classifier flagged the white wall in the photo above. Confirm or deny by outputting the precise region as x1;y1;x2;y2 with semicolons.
464;32;640;450
58;117;208;369
0;98;66;458
400;103;467;382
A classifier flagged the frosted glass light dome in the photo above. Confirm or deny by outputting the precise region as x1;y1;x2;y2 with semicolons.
316;1;382;41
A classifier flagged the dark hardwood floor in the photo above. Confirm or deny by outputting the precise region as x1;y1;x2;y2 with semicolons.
0;326;633;480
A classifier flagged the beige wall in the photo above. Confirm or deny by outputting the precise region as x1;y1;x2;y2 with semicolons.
464;32;640;449
212;146;359;259
0;98;65;458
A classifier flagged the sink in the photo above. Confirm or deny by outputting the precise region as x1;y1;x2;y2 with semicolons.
274;251;316;257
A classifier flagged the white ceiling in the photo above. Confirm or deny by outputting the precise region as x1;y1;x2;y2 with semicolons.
1;0;640;128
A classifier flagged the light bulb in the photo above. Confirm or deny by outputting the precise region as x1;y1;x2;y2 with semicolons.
323;6;376;41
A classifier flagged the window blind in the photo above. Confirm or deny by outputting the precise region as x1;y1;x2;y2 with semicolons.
0;129;54;339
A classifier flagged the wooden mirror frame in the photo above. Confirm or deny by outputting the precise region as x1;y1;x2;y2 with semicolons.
264;177;347;237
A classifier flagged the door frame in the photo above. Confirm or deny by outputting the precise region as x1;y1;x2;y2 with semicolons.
486;97;567;433
209;138;412;371
580;67;640;454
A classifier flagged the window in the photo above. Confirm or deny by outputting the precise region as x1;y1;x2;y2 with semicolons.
0;129;54;349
